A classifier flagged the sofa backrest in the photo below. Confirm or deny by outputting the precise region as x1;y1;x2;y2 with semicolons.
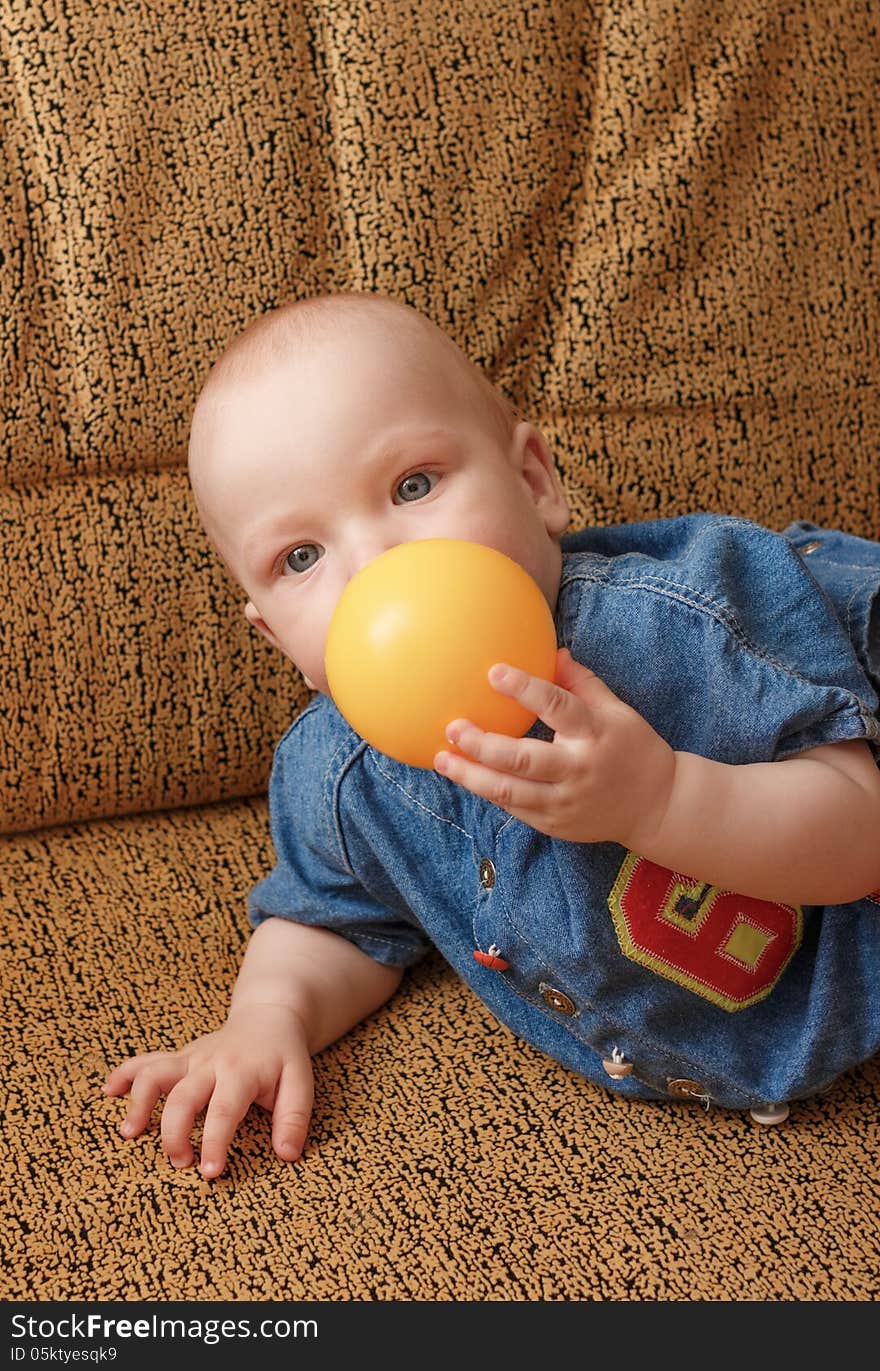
3;1;878;834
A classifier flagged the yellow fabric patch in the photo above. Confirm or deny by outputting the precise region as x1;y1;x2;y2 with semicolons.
722;920;775;969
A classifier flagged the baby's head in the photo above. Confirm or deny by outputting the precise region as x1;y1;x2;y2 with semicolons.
188;293;570;693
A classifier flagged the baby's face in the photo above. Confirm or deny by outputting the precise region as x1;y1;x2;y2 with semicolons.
191;329;569;694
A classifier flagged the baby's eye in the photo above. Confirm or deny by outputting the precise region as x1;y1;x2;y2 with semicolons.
282;543;323;575
394;471;437;504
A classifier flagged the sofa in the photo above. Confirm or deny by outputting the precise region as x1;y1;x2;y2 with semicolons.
3;0;878;1302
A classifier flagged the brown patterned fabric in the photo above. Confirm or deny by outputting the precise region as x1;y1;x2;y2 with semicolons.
3;0;878;832
4;801;879;1301
2;0;878;1300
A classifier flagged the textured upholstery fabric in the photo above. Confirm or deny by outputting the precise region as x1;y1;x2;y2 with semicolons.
3;0;878;832
2;0;878;1300
5;800;879;1301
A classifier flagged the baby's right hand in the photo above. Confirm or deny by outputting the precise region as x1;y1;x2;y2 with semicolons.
102;1004;313;1179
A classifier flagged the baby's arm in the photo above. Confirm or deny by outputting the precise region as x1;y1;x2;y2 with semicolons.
436;649;880;906
628;737;880;904
103;917;402;1178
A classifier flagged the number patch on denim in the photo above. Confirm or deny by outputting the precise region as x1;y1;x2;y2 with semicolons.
608;852;803;1011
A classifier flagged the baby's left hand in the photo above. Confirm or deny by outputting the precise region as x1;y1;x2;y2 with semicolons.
434;648;676;848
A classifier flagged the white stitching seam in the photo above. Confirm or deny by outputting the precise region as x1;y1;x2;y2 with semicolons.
561;568;876;700
559;517;877;703
841;568;879;642
367;752;476;840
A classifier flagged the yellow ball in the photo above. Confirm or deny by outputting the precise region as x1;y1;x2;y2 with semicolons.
324;538;558;768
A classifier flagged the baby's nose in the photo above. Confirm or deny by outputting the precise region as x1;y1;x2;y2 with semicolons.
349;535;407;582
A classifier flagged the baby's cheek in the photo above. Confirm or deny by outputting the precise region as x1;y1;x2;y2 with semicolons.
276;634;327;692
297;656;329;694
280;613;331;694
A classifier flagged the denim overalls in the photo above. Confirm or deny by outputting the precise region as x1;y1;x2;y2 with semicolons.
250;516;880;1117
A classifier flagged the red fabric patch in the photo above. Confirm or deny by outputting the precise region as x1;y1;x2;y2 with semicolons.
608;853;802;1011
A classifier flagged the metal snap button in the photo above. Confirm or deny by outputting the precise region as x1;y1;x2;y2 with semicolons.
539;982;577;1016
667;1077;708;1100
478;858;496;890
800;540;822;555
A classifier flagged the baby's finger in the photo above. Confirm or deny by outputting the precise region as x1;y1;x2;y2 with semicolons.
116;1058;188;1138
434;746;548;814
159;1069;218;1170
444;719;566;782
198;1080;259;1179
103;1053;164;1095
271;1061;314;1162
554;648;621;708
488;663;592;736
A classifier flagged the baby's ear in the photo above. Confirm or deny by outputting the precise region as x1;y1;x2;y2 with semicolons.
511;422;570;536
244;601;282;651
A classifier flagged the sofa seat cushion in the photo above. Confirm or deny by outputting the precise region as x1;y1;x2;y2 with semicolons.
3;798;878;1300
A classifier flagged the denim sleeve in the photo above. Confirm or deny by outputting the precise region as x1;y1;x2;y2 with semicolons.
783;521;880;696
563;515;880;763
248;703;430;968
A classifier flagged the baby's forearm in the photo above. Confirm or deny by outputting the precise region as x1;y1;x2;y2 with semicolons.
631;741;880;905
230;916;403;1054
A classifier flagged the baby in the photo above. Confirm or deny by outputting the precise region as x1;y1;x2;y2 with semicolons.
104;292;880;1177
